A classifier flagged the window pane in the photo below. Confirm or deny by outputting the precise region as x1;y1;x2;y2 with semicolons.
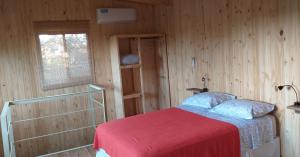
38;34;92;89
65;34;91;78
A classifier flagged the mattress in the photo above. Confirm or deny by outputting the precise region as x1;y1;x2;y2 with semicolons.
96;105;277;157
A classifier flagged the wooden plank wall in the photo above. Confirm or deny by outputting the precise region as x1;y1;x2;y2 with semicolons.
154;0;300;157
0;0;155;156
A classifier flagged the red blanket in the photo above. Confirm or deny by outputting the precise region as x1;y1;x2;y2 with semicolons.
94;108;240;157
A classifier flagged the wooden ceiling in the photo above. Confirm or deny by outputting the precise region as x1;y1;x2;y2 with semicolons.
118;0;172;5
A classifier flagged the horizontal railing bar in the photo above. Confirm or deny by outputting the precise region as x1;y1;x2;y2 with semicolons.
37;144;93;157
89;84;105;91
13;106;103;124
15;124;101;144
12;91;103;105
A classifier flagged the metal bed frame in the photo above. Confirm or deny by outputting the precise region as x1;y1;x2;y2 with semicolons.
1;84;106;157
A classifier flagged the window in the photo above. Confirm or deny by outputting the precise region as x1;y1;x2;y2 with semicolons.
34;21;93;90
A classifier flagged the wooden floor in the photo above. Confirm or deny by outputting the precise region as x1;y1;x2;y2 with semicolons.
46;146;96;157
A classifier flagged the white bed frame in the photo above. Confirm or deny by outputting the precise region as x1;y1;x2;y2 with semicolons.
1;84;106;157
248;137;280;157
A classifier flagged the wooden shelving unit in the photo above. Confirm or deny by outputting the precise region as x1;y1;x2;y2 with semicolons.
110;34;171;119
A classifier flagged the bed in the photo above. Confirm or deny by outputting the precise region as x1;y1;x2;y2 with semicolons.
94;104;280;157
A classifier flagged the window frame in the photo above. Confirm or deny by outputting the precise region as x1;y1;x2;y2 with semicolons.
34;20;95;90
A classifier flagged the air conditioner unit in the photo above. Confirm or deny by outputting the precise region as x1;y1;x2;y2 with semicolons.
96;8;136;24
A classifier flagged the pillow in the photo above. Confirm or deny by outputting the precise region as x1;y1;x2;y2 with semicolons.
210;99;275;119
121;54;139;65
181;92;236;109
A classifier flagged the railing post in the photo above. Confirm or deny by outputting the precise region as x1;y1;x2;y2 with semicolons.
7;107;16;157
102;90;107;122
1;102;11;157
88;85;96;129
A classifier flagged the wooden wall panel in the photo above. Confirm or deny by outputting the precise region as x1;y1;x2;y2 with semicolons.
140;39;160;112
0;0;155;156
118;0;172;6
155;0;300;157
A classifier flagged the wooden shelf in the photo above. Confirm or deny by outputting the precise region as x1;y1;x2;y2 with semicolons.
120;64;141;69
123;92;142;100
186;88;208;95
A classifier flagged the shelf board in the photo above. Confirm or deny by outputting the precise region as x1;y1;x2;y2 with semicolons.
123;92;142;100
120;64;141;69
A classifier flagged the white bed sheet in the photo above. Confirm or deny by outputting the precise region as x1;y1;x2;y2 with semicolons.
96;105;277;157
178;105;277;157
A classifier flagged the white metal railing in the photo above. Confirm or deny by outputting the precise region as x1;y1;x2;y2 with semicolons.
1;84;106;157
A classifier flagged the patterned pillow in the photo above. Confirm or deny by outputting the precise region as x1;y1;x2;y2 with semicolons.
181;92;236;109
210;99;275;119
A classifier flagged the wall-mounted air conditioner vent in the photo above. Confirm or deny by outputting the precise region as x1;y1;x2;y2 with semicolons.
96;8;136;24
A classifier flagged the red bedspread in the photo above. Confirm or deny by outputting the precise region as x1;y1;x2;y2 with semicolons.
93;108;240;157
